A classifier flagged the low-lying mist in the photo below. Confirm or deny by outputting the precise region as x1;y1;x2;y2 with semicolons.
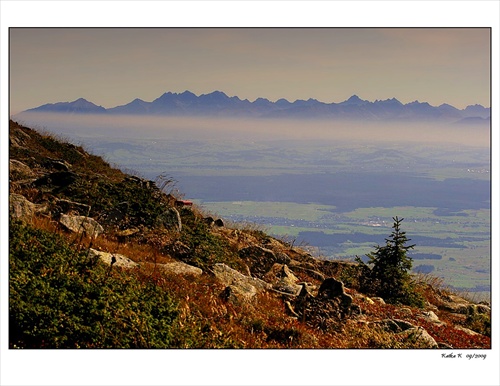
12;112;490;148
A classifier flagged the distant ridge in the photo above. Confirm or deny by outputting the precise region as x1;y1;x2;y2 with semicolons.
18;91;491;122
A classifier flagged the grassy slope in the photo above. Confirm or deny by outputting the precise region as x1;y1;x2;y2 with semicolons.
8;120;491;349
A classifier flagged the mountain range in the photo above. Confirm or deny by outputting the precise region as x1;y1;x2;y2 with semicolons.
20;91;491;123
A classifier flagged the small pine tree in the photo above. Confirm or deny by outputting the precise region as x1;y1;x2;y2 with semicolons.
356;216;424;306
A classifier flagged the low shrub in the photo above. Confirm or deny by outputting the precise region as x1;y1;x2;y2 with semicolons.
9;221;178;348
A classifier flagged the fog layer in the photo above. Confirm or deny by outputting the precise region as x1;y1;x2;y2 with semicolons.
13;112;490;148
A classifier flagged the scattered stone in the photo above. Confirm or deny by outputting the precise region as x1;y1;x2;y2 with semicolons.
420;310;441;323
10;194;36;223
399;307;413;317
212;263;271;292
220;284;257;306
371;297;386;305
397;327;438;348
376;318;416;333
454;325;480;336
289;264;326;281
264;264;302;295
154;261;203;277
239;245;285;278
352;293;375;305
88;248;139;269
116;227;140;242
9;159;35;180
55;198;91;216
59;214;104;238
169;241;191;259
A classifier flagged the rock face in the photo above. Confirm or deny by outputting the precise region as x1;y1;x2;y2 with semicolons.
88;248;139;269
59;214;104;238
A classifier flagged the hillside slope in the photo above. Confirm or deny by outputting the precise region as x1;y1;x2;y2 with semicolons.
9;120;490;349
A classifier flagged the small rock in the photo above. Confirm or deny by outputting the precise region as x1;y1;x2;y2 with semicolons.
155;261;203;277
398;327;438;348
220;284;257;306
88;248;139;269
454;325;480;336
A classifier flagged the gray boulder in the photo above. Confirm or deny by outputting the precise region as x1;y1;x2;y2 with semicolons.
154;261;203;277
397;327;438;348
264;264;302;295
88;248;139;269
220;284;258;306
212;263;271;292
59;214;104;238
10;194;36;223
213;263;271;305
9;159;35;180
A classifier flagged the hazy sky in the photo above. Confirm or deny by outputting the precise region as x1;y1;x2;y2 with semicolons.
9;27;490;114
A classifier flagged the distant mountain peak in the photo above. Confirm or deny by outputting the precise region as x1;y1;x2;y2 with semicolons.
18;90;489;122
340;95;368;106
